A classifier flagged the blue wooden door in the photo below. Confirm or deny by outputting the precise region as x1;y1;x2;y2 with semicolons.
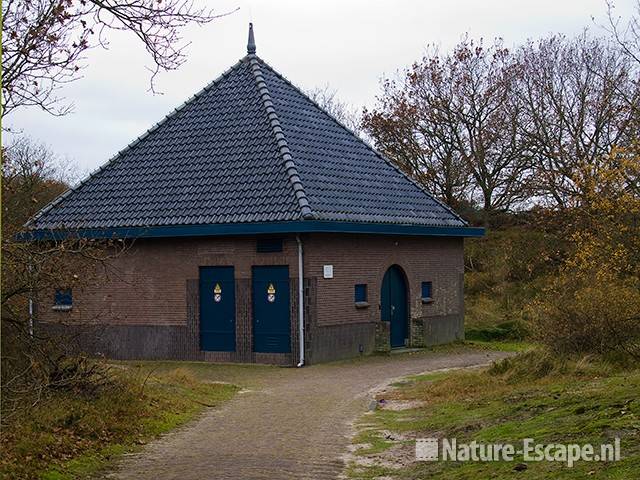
252;266;291;353
199;266;236;351
381;265;408;348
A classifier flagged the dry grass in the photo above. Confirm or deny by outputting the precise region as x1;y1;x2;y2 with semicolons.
352;351;640;479
0;363;239;480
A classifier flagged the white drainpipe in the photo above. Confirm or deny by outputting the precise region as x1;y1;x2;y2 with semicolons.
296;234;305;367
28;298;34;336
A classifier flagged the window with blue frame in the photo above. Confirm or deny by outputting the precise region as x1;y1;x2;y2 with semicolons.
354;284;368;305
421;281;433;303
54;288;72;310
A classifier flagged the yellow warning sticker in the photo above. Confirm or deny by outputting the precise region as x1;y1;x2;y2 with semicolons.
267;283;276;294
213;283;222;294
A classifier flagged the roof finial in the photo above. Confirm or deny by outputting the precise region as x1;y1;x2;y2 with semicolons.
247;22;256;54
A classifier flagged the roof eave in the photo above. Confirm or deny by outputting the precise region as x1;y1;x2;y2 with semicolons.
19;221;485;241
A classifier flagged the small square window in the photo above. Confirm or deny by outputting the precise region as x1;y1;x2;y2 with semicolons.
421;282;433;303
355;284;367;302
53;288;72;311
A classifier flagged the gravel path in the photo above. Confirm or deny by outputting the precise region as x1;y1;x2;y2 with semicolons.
107;349;510;480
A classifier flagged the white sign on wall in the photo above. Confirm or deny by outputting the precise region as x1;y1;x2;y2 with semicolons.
323;265;334;279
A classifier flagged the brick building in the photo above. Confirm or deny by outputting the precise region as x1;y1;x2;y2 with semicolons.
27;25;483;365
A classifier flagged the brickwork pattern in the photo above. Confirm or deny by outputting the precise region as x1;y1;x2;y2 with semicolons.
37;233;466;364
303;233;465;349
39;236;300;365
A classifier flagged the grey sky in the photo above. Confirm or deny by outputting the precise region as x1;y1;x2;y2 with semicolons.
5;0;636;174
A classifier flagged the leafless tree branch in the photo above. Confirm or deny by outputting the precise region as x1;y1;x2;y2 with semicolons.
1;0;237;118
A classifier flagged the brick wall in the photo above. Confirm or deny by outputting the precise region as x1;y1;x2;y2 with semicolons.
37;233;465;364
38;235;300;365
303;233;465;351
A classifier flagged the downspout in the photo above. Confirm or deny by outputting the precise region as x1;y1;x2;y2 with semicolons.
296;234;305;367
28;298;34;336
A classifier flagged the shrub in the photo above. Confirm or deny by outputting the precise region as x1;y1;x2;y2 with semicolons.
529;276;640;358
464;228;562;337
487;348;629;380
488;349;559;379
465;320;528;341
525;147;640;359
465;228;564;282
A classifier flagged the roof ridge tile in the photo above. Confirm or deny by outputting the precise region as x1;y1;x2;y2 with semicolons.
247;54;315;220
255;58;468;227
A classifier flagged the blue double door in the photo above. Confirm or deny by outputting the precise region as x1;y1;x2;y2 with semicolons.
381;265;409;348
199;265;291;353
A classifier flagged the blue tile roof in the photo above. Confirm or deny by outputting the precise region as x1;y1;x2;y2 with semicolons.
28;53;467;233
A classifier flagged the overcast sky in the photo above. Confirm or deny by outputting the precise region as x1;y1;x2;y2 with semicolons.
5;0;637;174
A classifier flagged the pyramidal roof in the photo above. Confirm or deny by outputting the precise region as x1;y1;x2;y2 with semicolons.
28;24;478;239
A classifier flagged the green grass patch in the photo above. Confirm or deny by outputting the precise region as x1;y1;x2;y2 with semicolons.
1;363;240;479
463;339;534;352
349;351;640;479
352;428;396;456
345;463;397;480
402;371;452;384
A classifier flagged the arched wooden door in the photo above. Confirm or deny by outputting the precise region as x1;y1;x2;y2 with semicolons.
381;265;408;348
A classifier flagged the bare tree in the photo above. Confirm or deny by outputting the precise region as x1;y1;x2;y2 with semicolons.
306;84;364;137
603;1;640;139
1;0;235;118
363;39;532;214
604;0;640;66
1;138;126;418
362;76;471;209
516;33;639;209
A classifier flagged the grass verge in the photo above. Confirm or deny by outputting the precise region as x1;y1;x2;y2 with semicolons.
1;364;240;479
463;339;533;353
347;351;640;479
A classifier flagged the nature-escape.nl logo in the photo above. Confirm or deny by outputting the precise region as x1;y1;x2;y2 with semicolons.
415;438;621;467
